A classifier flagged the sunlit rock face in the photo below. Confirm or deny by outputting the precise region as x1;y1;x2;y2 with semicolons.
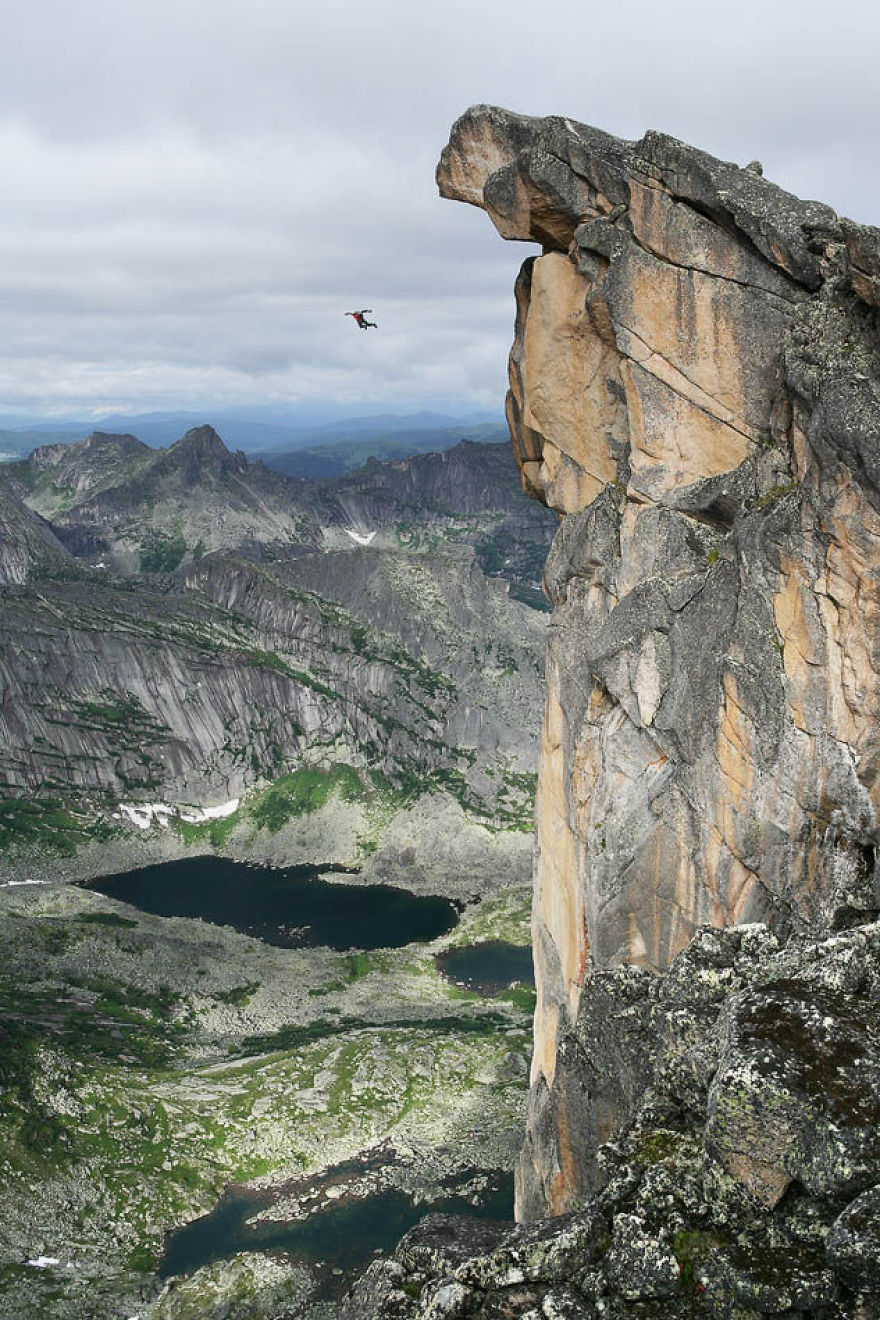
439;105;880;1218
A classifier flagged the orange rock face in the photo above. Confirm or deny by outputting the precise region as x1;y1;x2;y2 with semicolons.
439;105;880;1219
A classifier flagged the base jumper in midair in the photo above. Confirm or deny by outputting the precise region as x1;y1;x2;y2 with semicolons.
345;309;377;329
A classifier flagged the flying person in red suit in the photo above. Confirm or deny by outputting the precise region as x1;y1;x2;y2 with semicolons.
345;309;377;329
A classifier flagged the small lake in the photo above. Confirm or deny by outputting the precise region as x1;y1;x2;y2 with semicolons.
435;941;534;996
159;1169;513;1301
82;856;458;949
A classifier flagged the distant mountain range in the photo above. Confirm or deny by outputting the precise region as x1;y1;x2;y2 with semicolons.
0;407;505;469
254;420;509;478
0;424;551;599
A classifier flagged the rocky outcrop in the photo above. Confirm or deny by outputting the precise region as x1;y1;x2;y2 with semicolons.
24;430;152;496
438;106;880;1219
440;102;880;1224
343;921;880;1317
0;483;73;585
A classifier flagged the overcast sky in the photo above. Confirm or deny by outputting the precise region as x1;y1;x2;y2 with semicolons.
1;0;878;420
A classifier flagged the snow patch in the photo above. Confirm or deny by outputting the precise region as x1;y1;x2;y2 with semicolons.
116;800;240;830
179;799;240;824
344;529;377;546
116;803;176;831
0;878;48;889
26;1257;60;1269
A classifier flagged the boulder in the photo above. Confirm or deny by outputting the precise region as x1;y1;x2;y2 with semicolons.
826;1185;880;1294
705;982;880;1207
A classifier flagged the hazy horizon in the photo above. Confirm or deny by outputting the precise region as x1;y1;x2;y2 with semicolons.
0;400;502;430
0;401;509;464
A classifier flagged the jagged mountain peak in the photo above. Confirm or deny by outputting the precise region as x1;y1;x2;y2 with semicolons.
84;431;149;452
4;420;555;589
170;424;228;455
153;425;247;488
28;430;149;473
163;425;246;479
83;432;151;459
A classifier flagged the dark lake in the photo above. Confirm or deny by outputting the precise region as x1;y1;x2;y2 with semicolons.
159;1168;514;1301
82;856;458;949
435;941;534;996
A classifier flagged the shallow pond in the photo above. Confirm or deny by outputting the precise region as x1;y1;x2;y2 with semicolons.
159;1167;513;1301
83;856;458;949
435;941;534;996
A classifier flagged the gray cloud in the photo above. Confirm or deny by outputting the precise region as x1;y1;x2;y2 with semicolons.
1;0;877;417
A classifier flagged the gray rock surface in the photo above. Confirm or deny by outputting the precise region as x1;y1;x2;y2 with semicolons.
705;981;880;1207
0;483;72;585
0;531;544;839
826;1186;880;1293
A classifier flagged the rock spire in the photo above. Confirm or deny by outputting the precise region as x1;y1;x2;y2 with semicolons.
438;105;880;1217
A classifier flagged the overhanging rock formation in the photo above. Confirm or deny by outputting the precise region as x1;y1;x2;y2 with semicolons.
438;106;880;1218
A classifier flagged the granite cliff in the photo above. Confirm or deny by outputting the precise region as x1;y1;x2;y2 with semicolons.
0;482;72;585
434;106;880;1249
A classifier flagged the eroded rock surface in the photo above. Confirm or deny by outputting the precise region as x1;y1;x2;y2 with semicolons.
438;105;880;1218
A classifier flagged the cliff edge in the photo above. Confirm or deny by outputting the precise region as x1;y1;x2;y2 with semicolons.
437;105;880;1222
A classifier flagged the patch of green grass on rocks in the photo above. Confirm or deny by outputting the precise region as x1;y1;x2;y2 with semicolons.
248;765;365;832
